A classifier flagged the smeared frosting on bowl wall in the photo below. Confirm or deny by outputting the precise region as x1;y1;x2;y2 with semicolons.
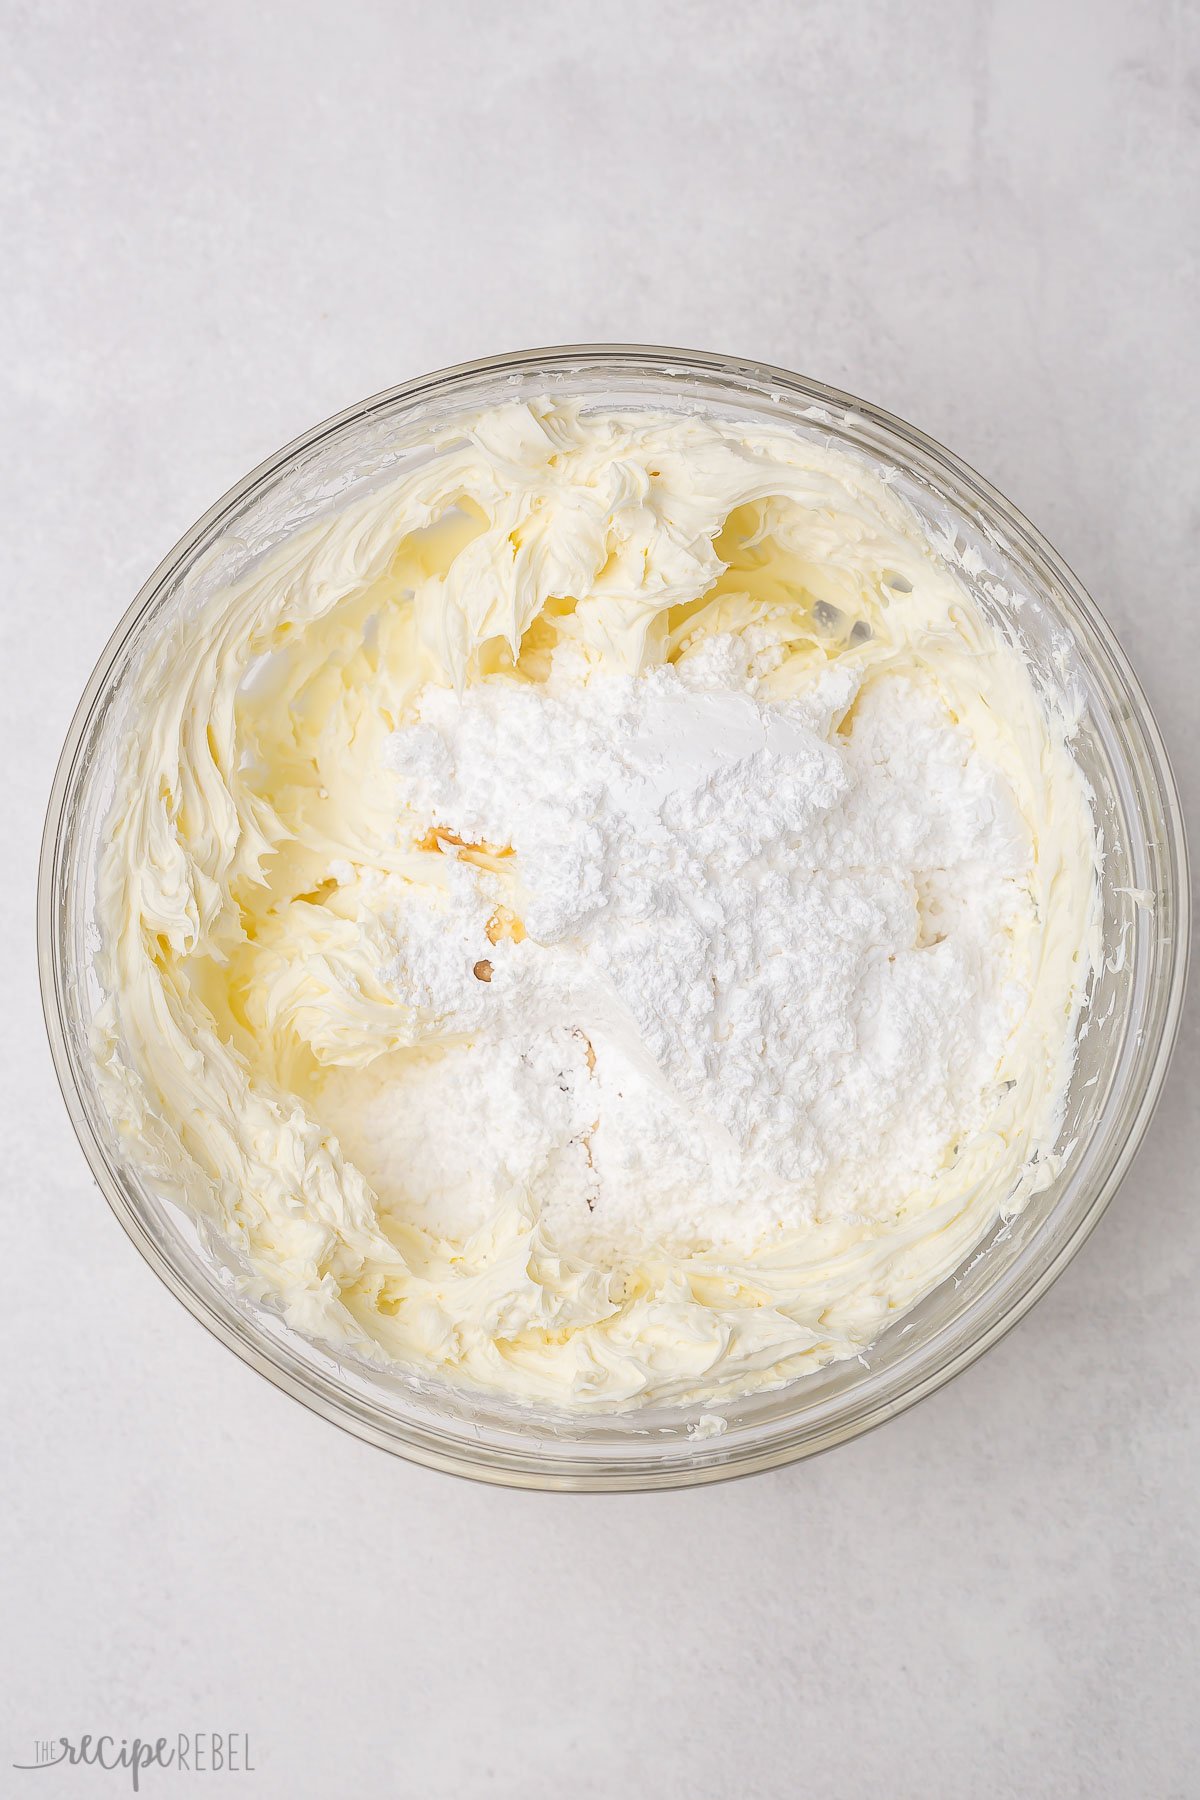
94;400;1099;1408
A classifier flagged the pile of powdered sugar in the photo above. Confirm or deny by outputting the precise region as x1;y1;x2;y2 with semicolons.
315;634;1033;1257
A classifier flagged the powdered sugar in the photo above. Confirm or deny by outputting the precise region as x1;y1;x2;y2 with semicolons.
314;636;1033;1257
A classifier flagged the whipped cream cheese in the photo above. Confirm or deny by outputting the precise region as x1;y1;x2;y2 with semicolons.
95;400;1099;1410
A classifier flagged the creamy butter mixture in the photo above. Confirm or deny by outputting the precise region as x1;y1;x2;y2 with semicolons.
95;401;1099;1409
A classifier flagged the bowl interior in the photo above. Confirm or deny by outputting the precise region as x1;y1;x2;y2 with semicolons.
40;349;1188;1488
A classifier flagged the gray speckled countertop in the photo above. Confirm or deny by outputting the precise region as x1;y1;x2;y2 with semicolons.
2;3;1196;1795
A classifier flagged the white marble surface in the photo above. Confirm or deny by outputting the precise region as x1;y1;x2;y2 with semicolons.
3;3;1197;1795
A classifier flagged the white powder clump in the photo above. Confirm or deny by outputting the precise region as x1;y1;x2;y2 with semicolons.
315;638;1032;1258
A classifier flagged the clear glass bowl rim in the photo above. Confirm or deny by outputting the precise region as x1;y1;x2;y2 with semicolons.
38;343;1190;1490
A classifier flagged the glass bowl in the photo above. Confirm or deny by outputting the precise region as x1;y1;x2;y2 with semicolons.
39;346;1189;1490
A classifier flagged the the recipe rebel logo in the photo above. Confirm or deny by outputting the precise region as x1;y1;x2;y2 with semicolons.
12;1733;255;1790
